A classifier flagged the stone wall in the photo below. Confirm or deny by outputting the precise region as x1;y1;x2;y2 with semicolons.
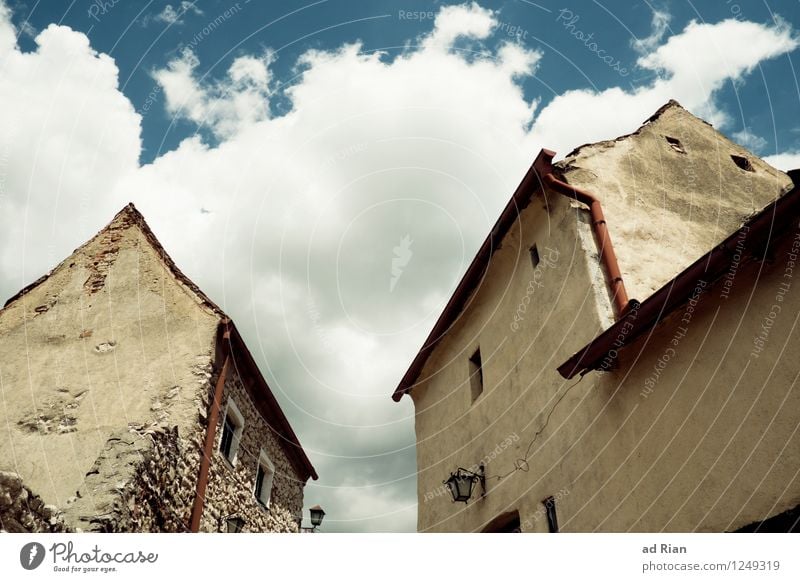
0;471;68;533
200;369;304;532
2;358;308;533
64;423;202;532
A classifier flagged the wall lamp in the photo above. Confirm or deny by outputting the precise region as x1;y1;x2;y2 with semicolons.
300;505;326;532
444;465;485;503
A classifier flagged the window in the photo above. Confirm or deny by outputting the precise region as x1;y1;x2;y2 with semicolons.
469;347;483;403
482;510;521;532
543;496;559;533
529;244;540;269
731;154;754;172
219;399;244;465
254;450;275;508
665;135;685;154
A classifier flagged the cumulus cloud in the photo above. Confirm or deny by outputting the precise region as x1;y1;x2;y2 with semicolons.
631;9;671;55
1;0;799;531
153;1;203;26
733;129;768;153
0;7;140;299
531;17;798;156
764;151;800;172
153;49;275;138
422;1;496;48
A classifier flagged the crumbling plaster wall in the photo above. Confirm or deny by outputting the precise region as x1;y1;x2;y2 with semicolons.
0;208;220;513
557;102;793;301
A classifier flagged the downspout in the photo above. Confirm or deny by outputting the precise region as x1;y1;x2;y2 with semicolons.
190;323;231;532
533;149;632;318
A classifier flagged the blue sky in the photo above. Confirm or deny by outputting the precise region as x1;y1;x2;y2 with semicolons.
1;0;799;532
9;1;800;162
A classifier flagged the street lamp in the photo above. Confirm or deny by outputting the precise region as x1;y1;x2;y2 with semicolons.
309;505;325;530
444;465;485;503
300;505;325;532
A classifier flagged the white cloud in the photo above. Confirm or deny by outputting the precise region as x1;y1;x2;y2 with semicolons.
531;17;798;155
153;1;203;26
1;1;799;532
0;10;141;295
152;49;274;138
733;129;768;152
632;9;671;55
764;151;800;172
423;1;496;49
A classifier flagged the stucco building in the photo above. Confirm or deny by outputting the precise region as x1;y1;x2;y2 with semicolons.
393;101;800;532
0;204;317;532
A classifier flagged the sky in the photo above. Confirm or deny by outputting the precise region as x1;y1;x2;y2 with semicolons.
0;0;799;532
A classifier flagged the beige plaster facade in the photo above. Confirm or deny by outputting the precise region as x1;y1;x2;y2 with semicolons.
400;101;800;532
0;205;316;532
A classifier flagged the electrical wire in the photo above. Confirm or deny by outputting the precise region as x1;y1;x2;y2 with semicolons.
484;371;587;482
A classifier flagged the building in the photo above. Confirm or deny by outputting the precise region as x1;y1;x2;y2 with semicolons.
392;101;800;532
0;204;317;532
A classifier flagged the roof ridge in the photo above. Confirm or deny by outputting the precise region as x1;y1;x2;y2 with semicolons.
2;203;224;317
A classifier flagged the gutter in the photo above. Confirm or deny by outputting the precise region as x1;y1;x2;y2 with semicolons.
557;181;800;379
190;321;231;532
391;148;633;401
534;149;632;318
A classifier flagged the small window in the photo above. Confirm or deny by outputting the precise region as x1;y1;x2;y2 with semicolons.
482;510;521;532
529;244;540;269
731;154;753;172
665;135;685;154
469;348;483;403
254;450;275;508
219;399;244;465
543;496;559;533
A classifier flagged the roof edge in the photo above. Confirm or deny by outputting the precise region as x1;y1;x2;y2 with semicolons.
224;321;319;481
557;180;800;378
391;149;553;401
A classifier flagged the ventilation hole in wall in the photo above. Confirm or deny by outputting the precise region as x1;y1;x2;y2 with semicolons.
665;136;686;154
731;154;754;172
530;244;540;269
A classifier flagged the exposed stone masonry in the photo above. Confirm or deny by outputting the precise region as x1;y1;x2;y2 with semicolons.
0;471;68;533
200;369;303;533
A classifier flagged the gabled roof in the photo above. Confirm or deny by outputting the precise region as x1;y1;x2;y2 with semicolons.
391;100;794;401
391;150;551;401
2;203;318;482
